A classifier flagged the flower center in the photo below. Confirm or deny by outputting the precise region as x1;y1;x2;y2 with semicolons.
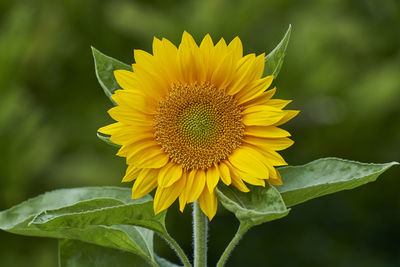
153;83;245;170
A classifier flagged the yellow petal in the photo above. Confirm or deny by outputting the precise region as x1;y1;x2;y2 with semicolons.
235;76;274;105
114;69;164;103
227;53;265;95
210;52;235;89
180;169;196;207
199;34;214;79
260;149;288;166
230;165;266;186
131;63;169;98
243;87;277;108
227;54;255;95
136;153;169;169
99;122;152;146
122;165;141;182
206;165;220;193
154;176;186;214
180;31;198;49
245;126;291;138
200;34;214;53
99;122;153;145
108;106;154;125
133;49;153;66
272;110;300;126
152;37;180;83
111;90;156;115
243;136;294;151
177;31;203;83
268;168;283;185
187;170;206;203
224;162;250;192
132;168;159;199
113;129;154;149
127;145;169;169
198;187;218;221
267;99;292;109
228;146;270;179
98;122;123;135
242;105;285;126
158;162;183;188
227;36;243;64
124;140;159;159
264;164;282;184
246;142;288;167
218;161;231;185
206;38;228;80
179;172;189;212
114;70;141;93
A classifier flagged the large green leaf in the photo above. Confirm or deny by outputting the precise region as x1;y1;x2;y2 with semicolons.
59;239;179;267
264;24;291;78
216;184;289;227
32;196;166;233
277;157;399;207
91;46;131;103
0;187;167;266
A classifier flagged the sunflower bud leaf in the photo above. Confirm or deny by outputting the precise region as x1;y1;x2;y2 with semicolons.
264;24;291;79
277;157;399;207
216;184;289;227
91;46;131;104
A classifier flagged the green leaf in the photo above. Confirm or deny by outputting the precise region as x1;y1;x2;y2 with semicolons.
264;24;291;78
91;46;131;103
0;187;167;266
59;239;179;267
277;157;399;207
31;197;166;233
216;184;289;227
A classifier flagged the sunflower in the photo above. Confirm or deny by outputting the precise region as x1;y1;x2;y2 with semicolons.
98;32;298;220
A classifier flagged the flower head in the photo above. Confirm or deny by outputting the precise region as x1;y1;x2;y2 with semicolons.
99;32;298;220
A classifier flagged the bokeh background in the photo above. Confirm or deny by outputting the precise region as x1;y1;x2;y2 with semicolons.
1;0;399;266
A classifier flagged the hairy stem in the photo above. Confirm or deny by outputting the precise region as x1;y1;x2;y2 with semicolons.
162;231;192;267
216;222;250;267
193;201;208;267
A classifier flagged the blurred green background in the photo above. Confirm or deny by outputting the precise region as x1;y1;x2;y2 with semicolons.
1;0;399;266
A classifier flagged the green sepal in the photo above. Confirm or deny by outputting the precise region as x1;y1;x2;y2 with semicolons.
92;46;130;146
97;131;120;147
91;46;131;104
264;24;291;79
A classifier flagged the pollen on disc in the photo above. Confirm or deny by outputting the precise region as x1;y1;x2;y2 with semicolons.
153;83;245;170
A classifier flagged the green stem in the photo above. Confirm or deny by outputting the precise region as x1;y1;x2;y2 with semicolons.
162;232;192;267
216;222;250;267
193;201;208;267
